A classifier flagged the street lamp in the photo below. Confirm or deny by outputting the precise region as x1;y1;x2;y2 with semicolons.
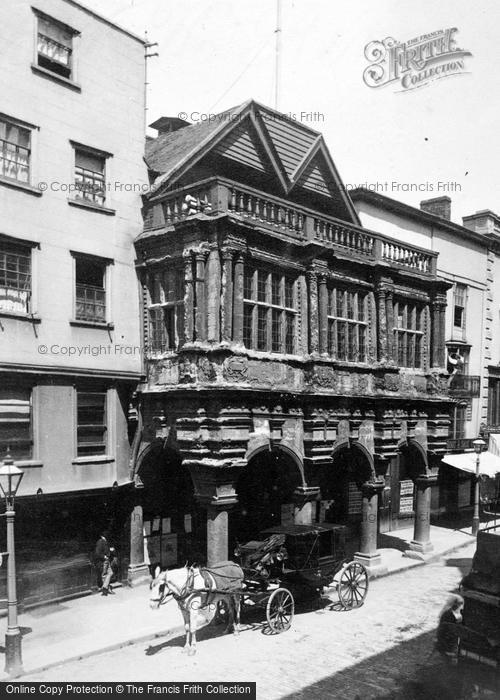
0;450;24;675
472;438;486;537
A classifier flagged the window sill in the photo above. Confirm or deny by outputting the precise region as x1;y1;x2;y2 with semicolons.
0;310;41;323
31;63;81;92
72;455;115;465
70;319;114;330
16;460;43;468
0;175;43;197
68;198;115;216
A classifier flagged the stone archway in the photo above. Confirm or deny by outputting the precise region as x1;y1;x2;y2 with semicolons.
133;442;205;572
320;441;386;576
233;445;305;545
398;439;435;557
322;442;376;526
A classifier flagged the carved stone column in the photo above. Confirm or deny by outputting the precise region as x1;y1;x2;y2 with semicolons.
307;270;319;354
206;245;221;342
194;251;207;341
385;288;394;361
354;481;387;576
293;485;320;525
127;503;150;586
318;275;328;354
406;474;436;558
376;285;388;363
183;250;194;343
221;249;234;342
431;295;446;368
233;253;244;344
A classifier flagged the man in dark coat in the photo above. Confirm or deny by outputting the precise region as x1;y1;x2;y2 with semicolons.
94;531;110;589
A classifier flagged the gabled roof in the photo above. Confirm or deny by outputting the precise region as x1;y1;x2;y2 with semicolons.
145;99;360;226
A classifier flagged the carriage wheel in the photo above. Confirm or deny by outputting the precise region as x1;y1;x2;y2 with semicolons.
338;562;369;610
266;587;294;633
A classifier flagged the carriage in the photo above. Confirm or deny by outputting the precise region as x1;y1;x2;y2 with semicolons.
233;522;369;633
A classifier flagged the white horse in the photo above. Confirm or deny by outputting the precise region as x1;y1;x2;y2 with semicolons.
149;563;243;655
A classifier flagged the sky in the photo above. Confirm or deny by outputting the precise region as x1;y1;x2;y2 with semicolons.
83;0;499;224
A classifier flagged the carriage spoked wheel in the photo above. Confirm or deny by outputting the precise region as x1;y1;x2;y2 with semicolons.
338;562;369;610
266;587;294;633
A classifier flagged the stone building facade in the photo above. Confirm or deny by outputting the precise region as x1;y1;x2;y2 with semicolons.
129;100;452;579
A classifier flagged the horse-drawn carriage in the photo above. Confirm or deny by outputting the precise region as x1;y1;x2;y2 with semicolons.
234;523;369;632
150;522;369;652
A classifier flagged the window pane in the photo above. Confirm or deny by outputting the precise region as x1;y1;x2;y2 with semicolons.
77;391;106;457
0;388;32;460
285;313;294;354
75;257;106;322
271;274;281;306
257;307;267;350
284;277;294;309
337;321;347;360
244;268;253;300
74;150;106;206
357;294;365;322
337;290;345;318
0;244;31;313
257;270;267;302
243;303;253;348
0;119;31;183
272;309;281;351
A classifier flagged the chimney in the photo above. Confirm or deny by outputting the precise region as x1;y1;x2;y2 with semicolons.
149;116;191;135
420;196;451;220
462;210;500;235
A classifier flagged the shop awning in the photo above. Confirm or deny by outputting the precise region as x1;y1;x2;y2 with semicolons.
442;436;500;478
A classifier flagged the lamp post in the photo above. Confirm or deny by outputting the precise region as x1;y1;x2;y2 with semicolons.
0;450;24;675
472;438;486;537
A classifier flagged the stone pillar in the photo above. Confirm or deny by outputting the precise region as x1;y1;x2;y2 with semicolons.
194;251;207;341
385;288;394;361
431;298;446;368
406;474;435;558
293;486;320;525
354;482;387;576
438;303;446;367
127;504;150;586
206;246;221;342
183;250;194;343
431;300;440;368
206;506;231;566
376;285;388;363
318;275;328;354
221;249;234;342
307;271;319;354
233;253;244;344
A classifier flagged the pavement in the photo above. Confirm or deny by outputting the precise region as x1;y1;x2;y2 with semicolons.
0;523;476;680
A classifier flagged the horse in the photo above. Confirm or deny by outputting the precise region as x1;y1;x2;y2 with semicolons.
149;562;244;655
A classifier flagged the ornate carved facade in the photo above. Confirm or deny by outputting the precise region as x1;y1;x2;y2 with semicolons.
129;100;452;579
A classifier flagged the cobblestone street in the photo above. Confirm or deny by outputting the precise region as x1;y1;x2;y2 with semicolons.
21;543;490;699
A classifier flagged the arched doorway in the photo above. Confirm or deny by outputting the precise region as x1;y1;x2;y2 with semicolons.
137;445;205;570
391;440;427;530
317;444;374;553
232;447;303;545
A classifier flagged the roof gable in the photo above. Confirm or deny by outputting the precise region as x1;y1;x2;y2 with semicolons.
146;100;360;225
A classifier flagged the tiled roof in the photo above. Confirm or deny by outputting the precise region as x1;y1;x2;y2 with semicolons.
145;102;246;177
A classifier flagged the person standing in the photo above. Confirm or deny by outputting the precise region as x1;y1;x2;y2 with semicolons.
101;547;119;596
435;594;464;664
94;531;110;590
